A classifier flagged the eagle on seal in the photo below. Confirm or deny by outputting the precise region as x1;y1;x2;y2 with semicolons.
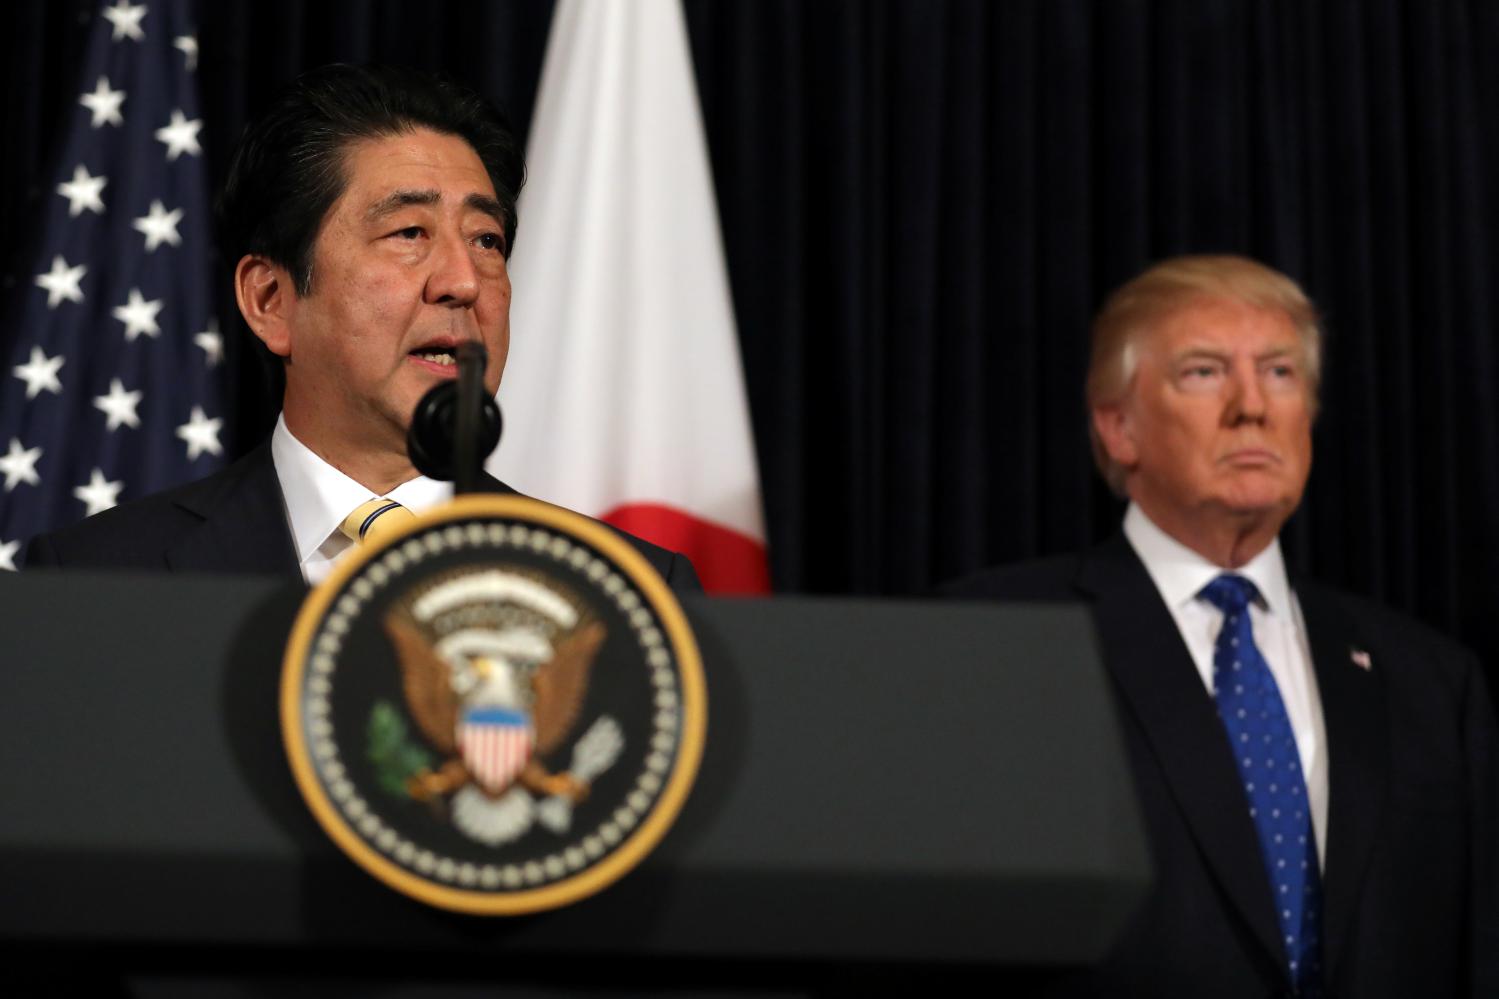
381;571;608;806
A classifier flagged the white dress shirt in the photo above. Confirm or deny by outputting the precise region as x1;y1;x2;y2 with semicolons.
1123;503;1329;863
270;415;453;584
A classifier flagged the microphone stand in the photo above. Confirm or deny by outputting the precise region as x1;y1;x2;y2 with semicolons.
453;340;486;496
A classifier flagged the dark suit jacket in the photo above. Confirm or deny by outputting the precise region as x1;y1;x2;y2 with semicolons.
23;442;702;591
943;533;1498;999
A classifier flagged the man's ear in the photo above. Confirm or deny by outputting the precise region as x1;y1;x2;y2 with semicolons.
1092;403;1139;469
234;254;294;358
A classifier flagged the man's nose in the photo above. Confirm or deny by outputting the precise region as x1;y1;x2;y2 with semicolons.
1226;361;1268;423
425;231;480;307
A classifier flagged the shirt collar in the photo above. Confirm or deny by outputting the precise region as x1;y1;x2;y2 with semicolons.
270;414;453;563
1122;502;1293;616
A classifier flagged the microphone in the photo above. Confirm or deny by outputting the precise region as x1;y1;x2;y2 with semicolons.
407;340;503;493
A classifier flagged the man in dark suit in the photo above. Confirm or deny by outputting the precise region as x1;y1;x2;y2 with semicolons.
24;65;698;589
945;255;1497;997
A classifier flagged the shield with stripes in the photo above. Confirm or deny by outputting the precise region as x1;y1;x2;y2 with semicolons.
458;706;535;796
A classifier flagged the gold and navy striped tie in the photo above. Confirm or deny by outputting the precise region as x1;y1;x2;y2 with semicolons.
339;498;415;546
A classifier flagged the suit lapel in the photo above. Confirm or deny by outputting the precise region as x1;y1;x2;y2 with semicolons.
1076;534;1286;969
475;471;517;495
164;443;300;574
1296;582;1388;982
157;449;513;576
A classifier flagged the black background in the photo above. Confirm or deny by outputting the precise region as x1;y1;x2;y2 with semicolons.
4;0;1497;685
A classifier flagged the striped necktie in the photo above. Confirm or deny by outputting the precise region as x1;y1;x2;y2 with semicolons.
339;498;416;547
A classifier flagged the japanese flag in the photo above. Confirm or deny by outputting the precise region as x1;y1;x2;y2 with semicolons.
489;0;770;593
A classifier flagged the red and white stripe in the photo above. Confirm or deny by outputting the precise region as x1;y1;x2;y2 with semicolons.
459;720;534;796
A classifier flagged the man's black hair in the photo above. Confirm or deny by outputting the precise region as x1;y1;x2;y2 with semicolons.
217;63;525;296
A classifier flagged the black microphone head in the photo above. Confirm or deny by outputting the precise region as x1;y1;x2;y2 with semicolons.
407;381;503;481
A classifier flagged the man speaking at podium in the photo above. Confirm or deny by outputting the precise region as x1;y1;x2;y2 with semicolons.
25;64;698;590
945;256;1497;997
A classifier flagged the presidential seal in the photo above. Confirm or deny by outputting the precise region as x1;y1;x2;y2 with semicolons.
281;495;706;915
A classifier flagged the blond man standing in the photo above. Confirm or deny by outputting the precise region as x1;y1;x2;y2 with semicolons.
946;255;1497;998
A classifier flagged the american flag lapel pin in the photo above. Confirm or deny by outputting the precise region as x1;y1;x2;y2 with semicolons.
1350;648;1373;671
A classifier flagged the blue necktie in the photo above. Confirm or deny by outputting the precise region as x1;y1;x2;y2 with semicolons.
1200;574;1323;995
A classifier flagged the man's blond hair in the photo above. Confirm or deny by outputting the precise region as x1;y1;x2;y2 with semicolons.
1087;254;1322;495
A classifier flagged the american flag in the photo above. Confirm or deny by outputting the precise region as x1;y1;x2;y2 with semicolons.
0;0;224;570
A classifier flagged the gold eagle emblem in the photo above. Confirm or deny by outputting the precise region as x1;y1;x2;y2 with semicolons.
376;567;619;845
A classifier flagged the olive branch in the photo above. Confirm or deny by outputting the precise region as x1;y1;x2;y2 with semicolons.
366;699;434;799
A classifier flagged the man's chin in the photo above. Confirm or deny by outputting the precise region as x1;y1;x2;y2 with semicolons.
371;398;420;449
1215;491;1299;525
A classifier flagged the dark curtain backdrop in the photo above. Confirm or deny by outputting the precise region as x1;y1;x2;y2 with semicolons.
5;1;1498;674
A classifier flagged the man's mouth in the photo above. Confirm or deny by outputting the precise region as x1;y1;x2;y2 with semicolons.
407;340;464;374
410;347;458;366
1222;447;1279;466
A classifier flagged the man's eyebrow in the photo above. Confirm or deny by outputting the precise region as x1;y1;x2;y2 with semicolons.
464;193;505;228
363;190;507;246
1168;345;1300;365
365;189;440;222
1171;346;1231;362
